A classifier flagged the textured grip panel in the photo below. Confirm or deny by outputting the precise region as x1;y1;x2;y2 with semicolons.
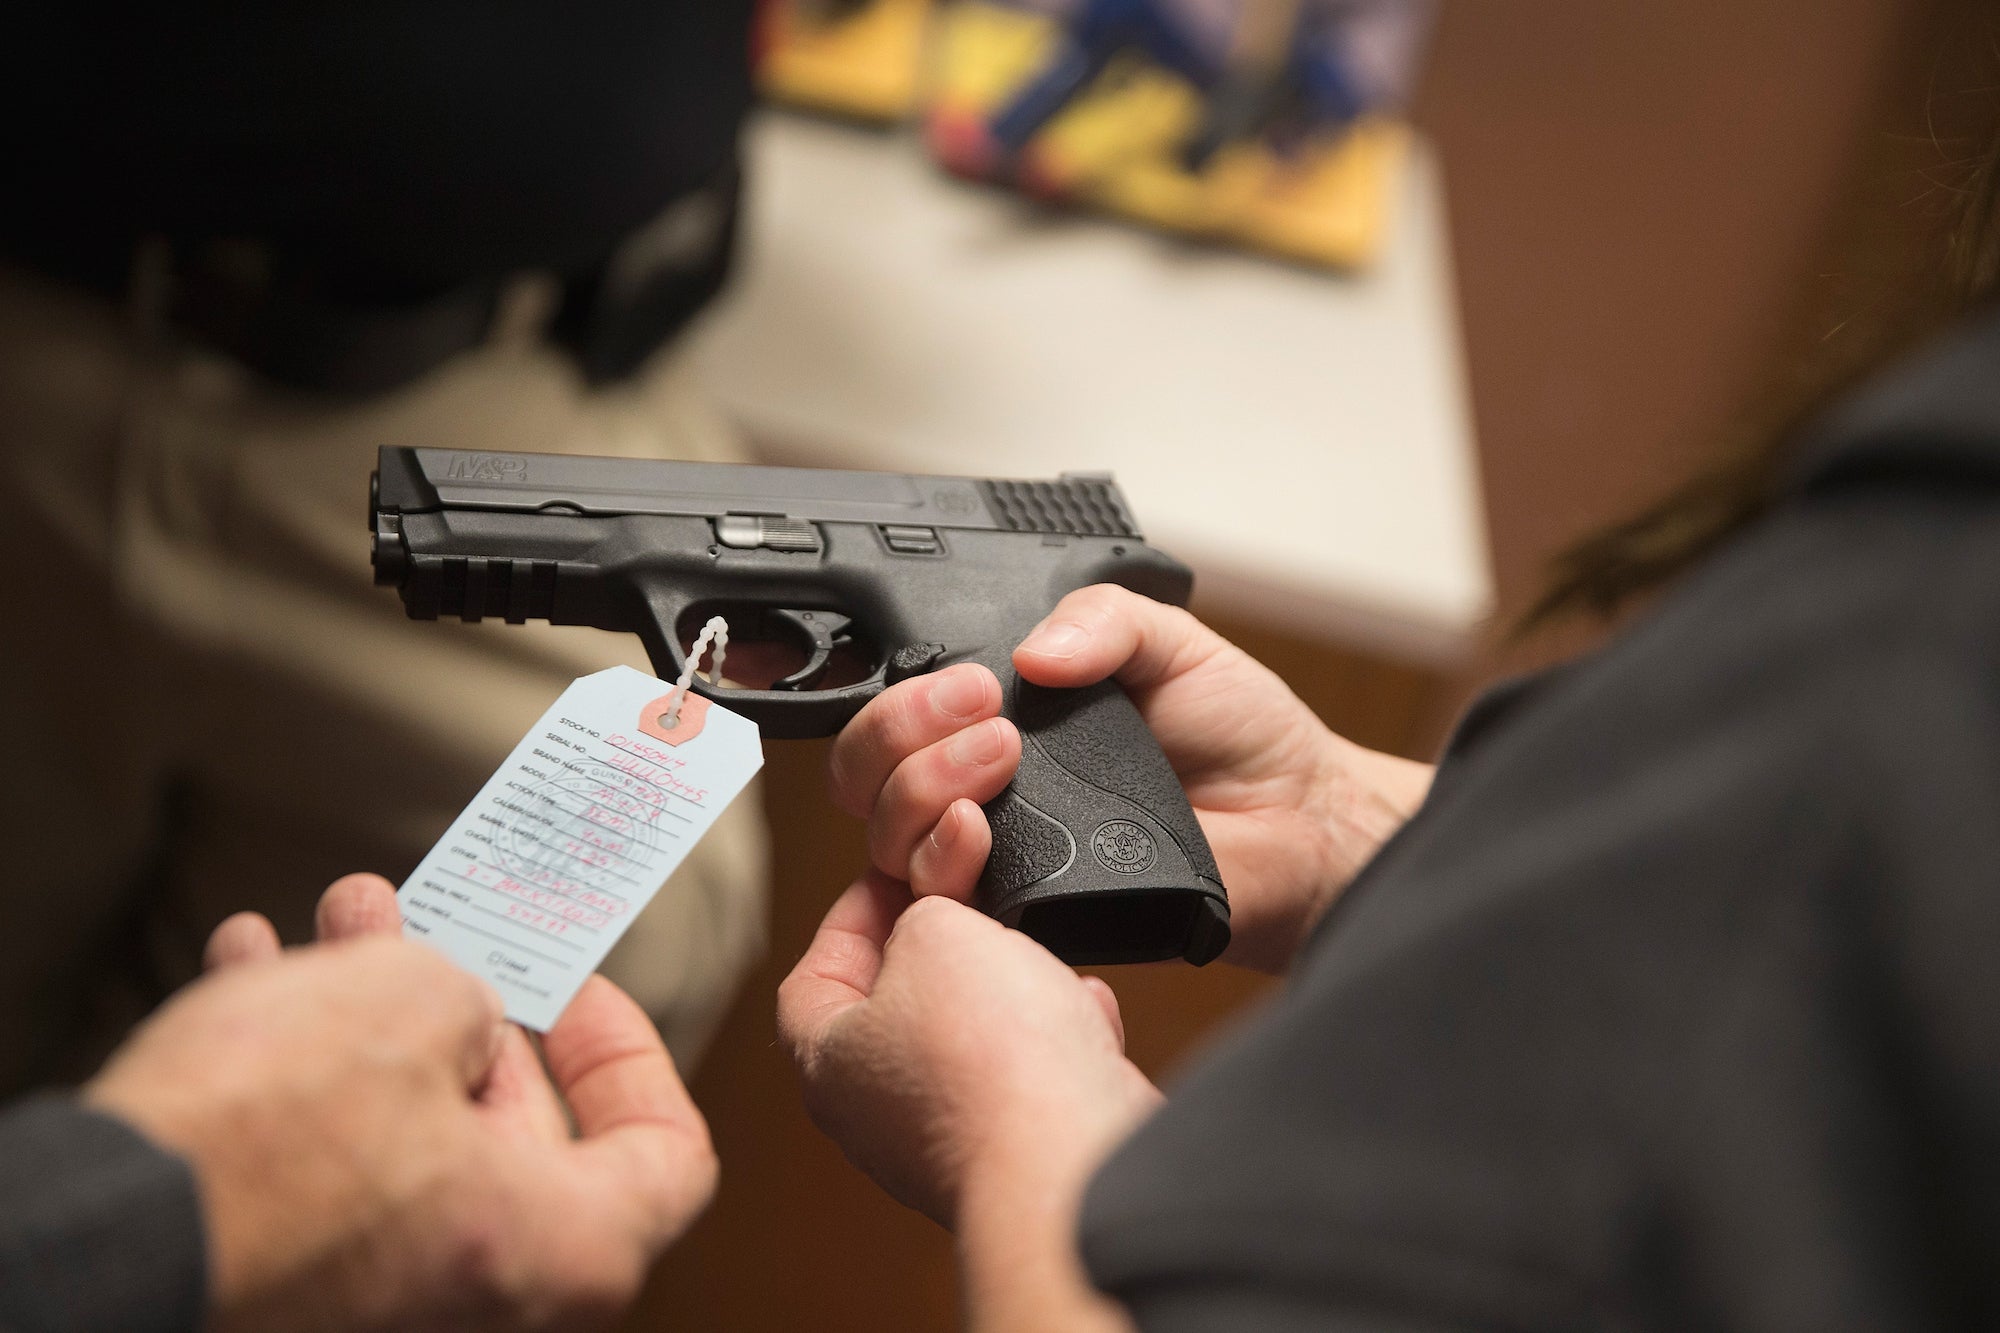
982;791;1076;890
970;647;1229;966
1013;678;1222;887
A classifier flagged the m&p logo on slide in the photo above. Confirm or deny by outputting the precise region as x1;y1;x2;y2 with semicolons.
447;454;529;482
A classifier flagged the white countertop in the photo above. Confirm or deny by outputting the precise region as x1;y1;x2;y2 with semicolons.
689;110;1490;663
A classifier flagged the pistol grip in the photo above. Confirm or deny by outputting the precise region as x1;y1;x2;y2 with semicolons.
970;648;1230;966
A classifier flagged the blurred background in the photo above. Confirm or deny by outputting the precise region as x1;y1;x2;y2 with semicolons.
1;0;1994;1328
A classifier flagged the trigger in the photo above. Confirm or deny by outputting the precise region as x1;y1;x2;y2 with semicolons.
769;609;852;691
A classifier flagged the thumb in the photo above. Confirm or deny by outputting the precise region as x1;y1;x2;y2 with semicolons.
778;872;910;1066
1014;583;1217;692
551;976;717;1240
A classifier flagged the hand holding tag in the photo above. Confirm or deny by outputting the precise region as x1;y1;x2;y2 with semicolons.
91;872;719;1330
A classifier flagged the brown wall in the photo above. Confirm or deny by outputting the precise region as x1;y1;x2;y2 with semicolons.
1422;0;1914;639
1425;0;1994;659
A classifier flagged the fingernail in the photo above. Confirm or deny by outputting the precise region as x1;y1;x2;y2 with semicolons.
1021;620;1090;659
948;718;1006;766
928;803;962;857
930;667;986;720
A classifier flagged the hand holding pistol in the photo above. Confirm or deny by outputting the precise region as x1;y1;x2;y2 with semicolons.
371;446;1229;965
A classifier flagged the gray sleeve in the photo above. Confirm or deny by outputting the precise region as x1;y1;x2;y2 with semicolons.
1123;1285;1458;1333
1079;504;2000;1331
0;1095;207;1333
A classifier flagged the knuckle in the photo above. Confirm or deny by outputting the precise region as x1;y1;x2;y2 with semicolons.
944;717;1007;770
374;934;454;983
867;769;927;866
797;1076;850;1145
881;678;936;747
612;1132;717;1254
437;1191;523;1312
555;1247;648;1326
830;681;931;813
1076;582;1137;622
774;984;817;1062
682;1133;721;1213
441;965;504;1027
905;890;957;919
825;742;865;815
893;892;962;942
866;821;910;879
1061;582;1120;613
1155;603;1223;672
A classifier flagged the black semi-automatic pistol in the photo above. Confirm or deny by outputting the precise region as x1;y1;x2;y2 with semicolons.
371;446;1229;966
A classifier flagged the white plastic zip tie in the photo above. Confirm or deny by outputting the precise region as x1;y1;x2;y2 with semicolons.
663;615;729;729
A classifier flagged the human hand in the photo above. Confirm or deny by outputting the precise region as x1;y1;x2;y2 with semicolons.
829;584;1434;972
86;875;716;1332
780;873;1157;1227
779;874;1152;1329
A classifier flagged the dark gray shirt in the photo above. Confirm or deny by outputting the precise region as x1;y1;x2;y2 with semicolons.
1082;309;2000;1330
0;1097;204;1332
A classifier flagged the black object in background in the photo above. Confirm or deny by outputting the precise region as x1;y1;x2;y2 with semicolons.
1;2;754;294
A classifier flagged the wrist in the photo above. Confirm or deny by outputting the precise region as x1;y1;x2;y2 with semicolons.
1314;738;1432;888
1223;737;1432;974
84;1076;259;1316
1330;732;1433;836
957;1070;1159;1227
954;1069;1157;1331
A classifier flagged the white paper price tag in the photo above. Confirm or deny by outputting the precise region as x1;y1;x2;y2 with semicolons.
399;665;764;1030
